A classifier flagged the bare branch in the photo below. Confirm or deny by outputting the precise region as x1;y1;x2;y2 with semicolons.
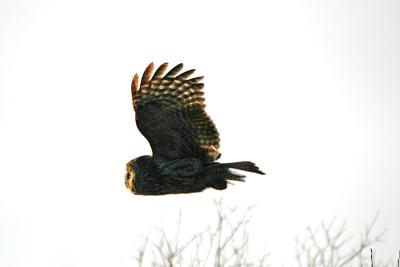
296;213;386;267
135;235;149;267
132;201;388;267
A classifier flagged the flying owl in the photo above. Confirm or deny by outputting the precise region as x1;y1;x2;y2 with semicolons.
125;63;264;195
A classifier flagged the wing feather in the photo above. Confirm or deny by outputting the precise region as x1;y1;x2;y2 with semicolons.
131;63;220;161
188;76;204;83
164;63;183;77
140;63;154;88
175;69;196;80
131;73;139;108
152;62;169;80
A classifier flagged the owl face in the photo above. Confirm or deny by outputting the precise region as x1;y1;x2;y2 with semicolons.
125;156;154;194
125;160;137;193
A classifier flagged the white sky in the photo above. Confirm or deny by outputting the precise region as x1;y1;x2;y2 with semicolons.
0;0;399;266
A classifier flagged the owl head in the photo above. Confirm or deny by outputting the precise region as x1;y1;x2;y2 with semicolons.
125;160;137;193
125;156;153;194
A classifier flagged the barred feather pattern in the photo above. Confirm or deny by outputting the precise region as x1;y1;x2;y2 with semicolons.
131;63;220;161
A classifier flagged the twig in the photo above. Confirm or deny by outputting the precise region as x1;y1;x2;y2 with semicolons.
397;250;400;267
370;248;374;267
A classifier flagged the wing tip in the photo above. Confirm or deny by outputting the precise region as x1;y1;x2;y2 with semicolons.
131;73;139;92
176;68;196;80
152;62;169;80
164;63;184;78
131;73;140;108
147;62;155;69
140;62;155;87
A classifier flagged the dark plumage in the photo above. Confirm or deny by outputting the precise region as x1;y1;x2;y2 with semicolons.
125;63;264;195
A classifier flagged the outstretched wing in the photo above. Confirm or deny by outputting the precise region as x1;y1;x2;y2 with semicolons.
131;62;220;162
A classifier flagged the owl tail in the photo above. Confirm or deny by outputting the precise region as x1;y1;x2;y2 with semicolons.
206;161;265;190
221;161;265;175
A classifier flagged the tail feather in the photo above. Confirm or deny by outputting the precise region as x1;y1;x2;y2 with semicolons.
205;161;264;190
222;161;265;175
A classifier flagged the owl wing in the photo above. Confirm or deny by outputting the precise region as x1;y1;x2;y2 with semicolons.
131;62;220;162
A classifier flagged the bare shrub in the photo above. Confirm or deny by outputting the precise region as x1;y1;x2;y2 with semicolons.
134;199;268;267
134;202;389;267
295;214;387;267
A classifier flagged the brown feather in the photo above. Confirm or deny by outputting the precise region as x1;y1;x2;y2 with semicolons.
189;76;204;83
164;63;183;77
140;63;154;88
131;73;139;107
152;62;168;80
131;73;139;95
175;69;195;80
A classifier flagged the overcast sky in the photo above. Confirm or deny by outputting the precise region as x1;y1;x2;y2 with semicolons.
1;0;399;266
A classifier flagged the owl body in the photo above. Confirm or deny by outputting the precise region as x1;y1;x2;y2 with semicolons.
126;156;207;195
125;63;264;195
126;156;263;195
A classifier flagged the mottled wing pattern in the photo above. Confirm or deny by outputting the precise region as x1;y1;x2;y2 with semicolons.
131;63;220;161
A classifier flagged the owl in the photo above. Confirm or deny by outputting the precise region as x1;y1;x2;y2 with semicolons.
125;63;264;195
